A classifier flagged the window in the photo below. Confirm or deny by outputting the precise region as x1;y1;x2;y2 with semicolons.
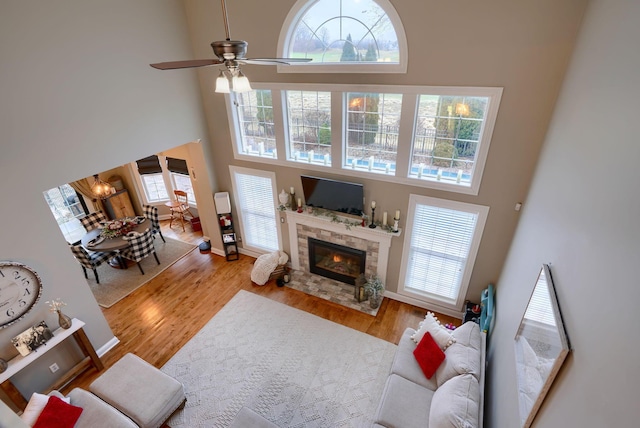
171;173;195;205
133;155;195;206
229;166;281;253
286;90;332;164
234;90;276;158
279;0;407;73
411;95;489;186
166;157;195;204
44;184;88;243
398;195;489;311
140;174;168;202
345;92;401;174
228;84;502;195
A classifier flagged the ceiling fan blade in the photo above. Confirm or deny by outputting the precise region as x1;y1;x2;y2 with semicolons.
150;59;223;70
239;58;313;66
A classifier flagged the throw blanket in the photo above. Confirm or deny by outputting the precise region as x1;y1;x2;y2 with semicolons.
251;250;288;285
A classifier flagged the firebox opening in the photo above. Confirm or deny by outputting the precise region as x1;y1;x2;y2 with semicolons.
308;238;366;285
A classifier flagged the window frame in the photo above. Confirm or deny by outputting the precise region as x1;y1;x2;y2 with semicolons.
229;165;283;255
44;184;89;244
277;0;408;74
397;194;489;312
226;83;502;196
130;156;197;207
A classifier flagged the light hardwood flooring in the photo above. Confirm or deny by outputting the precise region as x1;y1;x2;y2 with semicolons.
61;219;459;393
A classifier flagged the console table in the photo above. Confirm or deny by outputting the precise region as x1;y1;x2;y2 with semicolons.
0;318;103;410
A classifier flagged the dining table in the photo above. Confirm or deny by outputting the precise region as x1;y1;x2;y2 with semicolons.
81;217;150;268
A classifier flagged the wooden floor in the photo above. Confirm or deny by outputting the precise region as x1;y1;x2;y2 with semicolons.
61;219;459;393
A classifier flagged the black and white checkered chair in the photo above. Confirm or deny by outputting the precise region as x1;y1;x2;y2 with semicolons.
143;204;166;243
120;228;160;275
69;244;116;284
80;211;107;232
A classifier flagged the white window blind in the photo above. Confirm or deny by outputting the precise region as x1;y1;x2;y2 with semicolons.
524;268;557;326
232;169;279;253
405;204;477;301
399;195;488;310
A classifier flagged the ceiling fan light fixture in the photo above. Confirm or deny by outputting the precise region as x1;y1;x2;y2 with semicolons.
232;69;252;93
215;70;230;93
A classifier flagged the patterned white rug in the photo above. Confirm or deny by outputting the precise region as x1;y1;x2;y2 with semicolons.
161;290;396;427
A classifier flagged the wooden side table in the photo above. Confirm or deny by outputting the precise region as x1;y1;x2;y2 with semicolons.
0;318;103;410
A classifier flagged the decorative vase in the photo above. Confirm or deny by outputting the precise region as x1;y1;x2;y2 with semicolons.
0;358;7;374
57;311;72;329
369;293;383;309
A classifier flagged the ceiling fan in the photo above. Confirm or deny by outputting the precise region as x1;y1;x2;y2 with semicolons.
150;0;311;93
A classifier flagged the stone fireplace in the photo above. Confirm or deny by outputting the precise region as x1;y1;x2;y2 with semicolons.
284;211;398;284
308;238;366;285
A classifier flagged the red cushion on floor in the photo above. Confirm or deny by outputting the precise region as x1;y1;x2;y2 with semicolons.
33;396;83;428
413;331;446;379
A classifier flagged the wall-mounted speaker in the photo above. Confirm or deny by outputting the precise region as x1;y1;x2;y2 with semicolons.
214;192;231;214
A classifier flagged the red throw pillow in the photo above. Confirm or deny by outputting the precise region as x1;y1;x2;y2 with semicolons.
413;331;446;379
33;396;83;428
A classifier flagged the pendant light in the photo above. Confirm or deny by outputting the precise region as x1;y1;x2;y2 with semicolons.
91;174;113;199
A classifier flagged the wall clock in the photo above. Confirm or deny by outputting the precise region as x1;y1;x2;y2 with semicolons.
0;261;43;328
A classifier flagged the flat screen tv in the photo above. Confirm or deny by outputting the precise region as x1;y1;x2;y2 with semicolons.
301;175;364;216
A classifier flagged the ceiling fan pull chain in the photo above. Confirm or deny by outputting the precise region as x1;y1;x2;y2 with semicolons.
221;0;231;41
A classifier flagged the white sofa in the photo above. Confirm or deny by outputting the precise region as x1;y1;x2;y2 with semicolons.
373;321;486;428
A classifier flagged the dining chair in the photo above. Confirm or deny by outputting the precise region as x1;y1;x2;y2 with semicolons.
169;190;194;232
143;204;166;243
80;211;107;232
120;228;160;275
69;244;116;284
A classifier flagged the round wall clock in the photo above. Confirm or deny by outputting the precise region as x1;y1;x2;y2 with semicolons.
0;261;43;328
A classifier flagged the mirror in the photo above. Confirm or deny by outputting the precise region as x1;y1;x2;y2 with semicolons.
514;264;571;427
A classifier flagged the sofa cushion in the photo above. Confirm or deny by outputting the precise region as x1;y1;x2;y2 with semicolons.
89;353;185;428
32;396;83;428
429;374;480;428
390;328;438;390
411;312;455;350
68;388;138;428
374;374;434;428
436;322;482;388
413;332;445;379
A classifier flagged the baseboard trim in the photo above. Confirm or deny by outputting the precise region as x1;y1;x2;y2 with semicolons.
96;336;120;358
384;291;463;320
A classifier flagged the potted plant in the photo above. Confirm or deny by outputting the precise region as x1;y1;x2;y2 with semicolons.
364;274;385;309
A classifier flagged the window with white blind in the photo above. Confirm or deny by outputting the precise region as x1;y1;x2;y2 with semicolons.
524;266;557;326
398;195;489;311
229;166;281;253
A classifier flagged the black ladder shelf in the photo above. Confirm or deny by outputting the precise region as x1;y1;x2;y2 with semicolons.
218;212;239;261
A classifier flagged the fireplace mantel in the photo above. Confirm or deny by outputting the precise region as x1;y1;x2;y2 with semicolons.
284;210;402;283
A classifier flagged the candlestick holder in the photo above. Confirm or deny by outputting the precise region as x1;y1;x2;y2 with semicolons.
290;192;296;211
369;207;377;228
392;217;399;233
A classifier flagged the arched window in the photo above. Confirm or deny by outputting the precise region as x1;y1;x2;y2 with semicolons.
278;0;407;73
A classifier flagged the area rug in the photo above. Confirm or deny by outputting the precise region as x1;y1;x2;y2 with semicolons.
87;237;197;308
161;290;396;427
285;270;381;316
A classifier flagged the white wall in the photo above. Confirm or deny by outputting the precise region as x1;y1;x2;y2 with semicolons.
487;1;640;426
0;0;209;397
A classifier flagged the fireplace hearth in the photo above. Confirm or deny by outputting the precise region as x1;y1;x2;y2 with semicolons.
308;238;366;285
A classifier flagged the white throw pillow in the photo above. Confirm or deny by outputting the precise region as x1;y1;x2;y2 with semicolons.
19;392;49;426
411;312;456;350
429;374;480;428
19;391;72;426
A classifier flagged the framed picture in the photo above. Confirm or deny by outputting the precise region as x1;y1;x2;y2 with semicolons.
223;233;236;243
11;321;53;357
